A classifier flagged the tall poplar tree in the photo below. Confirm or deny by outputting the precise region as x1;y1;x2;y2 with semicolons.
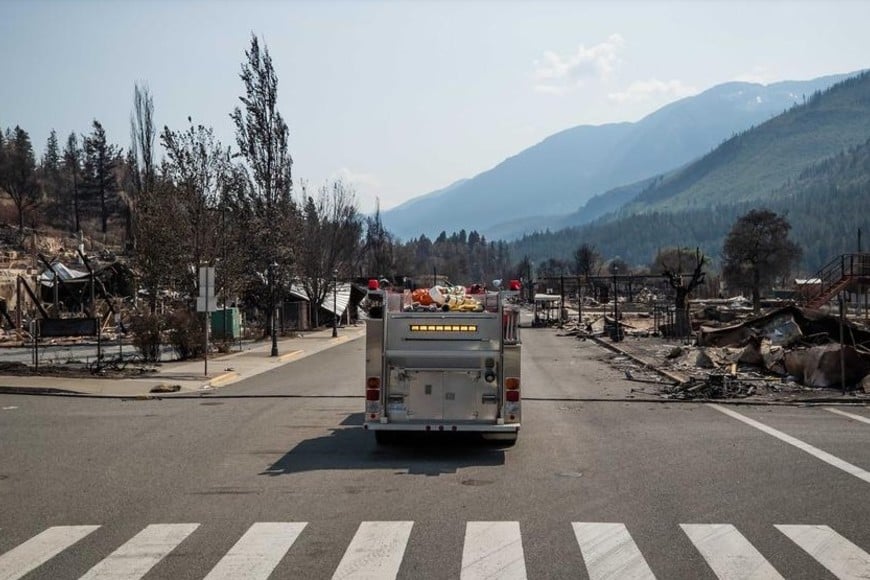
62;132;83;233
128;82;156;251
230;33;298;330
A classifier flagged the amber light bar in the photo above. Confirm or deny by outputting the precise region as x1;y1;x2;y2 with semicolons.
409;324;478;332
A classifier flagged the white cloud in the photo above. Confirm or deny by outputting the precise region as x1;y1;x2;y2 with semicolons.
533;34;625;94
607;79;699;104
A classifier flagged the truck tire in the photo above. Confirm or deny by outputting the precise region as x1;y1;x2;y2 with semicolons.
482;432;518;446
374;431;395;445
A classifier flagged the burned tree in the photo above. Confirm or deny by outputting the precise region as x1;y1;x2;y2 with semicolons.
660;247;706;337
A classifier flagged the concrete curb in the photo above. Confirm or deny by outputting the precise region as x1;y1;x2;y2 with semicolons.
588;334;690;385
208;371;240;387
276;349;303;363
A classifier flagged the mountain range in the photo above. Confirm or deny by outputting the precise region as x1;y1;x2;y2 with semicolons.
508;70;870;272
381;72;858;242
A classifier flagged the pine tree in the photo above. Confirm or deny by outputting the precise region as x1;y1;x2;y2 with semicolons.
40;129;63;226
82;120;120;234
0;126;39;232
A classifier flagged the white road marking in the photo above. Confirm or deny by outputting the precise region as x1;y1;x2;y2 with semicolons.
79;523;198;579
708;404;870;484
1;407;17;411
204;522;306;580
332;521;413;579
0;525;99;580
681;524;783;579
461;521;527;580
572;522;655;580
776;525;870;580
825;407;870;425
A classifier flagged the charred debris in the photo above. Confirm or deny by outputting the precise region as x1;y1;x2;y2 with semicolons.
556;296;870;401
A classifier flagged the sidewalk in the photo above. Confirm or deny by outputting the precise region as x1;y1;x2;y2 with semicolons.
0;325;367;397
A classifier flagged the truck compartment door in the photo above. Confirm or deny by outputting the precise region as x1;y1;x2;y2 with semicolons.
406;371;444;421
443;371;499;422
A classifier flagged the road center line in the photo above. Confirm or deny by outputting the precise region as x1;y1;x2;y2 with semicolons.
824;407;870;425
708;404;870;485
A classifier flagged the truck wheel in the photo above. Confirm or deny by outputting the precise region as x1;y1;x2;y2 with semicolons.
374;431;395;445
483;433;517;447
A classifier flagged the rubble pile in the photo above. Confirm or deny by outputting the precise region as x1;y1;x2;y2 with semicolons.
662;372;761;399
560;300;870;400
694;305;870;390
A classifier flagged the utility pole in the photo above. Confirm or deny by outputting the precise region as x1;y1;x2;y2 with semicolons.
270;262;278;357
332;269;338;338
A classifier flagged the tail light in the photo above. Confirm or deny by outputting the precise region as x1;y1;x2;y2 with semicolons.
365;375;382;420
504;376;520;404
366;376;381;401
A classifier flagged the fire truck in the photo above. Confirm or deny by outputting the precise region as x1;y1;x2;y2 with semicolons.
363;281;522;444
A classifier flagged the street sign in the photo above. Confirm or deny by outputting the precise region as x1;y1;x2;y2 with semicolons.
197;265;216;377
197;266;216;313
196;295;217;312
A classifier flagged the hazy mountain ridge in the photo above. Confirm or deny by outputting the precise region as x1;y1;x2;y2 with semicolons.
382;72;857;241
507;72;870;272
619;70;870;214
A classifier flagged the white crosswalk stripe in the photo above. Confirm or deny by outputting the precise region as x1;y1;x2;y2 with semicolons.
79;523;199;580
0;525;99;580
775;525;870;580
572;522;655;580
204;522;306;580
461;521;527;580
331;521;413;579
681;524;783;579
0;520;867;579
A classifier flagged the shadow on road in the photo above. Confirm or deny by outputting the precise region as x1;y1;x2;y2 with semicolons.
261;414;507;476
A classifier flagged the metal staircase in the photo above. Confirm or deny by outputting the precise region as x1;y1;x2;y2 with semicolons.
804;253;870;309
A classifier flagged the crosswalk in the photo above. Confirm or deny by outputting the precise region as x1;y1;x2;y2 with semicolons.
1;521;867;579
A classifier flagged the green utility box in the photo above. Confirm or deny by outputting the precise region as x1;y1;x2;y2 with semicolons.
211;307;242;339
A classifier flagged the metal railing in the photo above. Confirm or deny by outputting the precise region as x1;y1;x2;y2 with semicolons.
805;253;870;307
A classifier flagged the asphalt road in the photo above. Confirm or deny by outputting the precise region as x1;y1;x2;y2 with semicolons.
1;327;869;579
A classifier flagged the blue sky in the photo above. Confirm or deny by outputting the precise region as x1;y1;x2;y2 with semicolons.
2;0;868;214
